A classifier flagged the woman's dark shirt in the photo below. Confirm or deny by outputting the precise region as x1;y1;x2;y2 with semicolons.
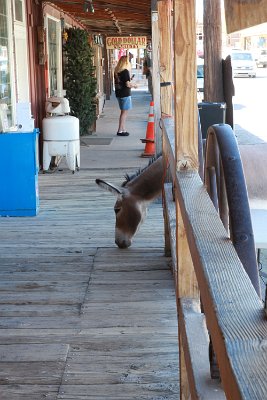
114;69;131;98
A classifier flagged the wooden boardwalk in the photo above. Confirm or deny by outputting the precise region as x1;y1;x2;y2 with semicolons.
0;166;179;400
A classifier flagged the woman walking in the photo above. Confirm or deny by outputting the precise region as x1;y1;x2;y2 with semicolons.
114;55;137;136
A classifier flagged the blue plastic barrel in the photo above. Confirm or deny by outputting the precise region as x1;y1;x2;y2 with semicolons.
0;129;39;216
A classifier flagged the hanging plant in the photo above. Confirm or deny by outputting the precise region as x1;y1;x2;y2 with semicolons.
63;28;97;135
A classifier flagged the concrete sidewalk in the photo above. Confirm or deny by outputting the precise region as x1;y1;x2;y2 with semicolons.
79;81;153;172
78;82;265;171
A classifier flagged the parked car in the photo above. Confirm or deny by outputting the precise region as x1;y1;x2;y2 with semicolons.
231;50;257;78
256;49;267;67
197;58;204;92
197;58;204;101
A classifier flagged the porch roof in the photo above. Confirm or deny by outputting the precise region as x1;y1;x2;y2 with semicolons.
48;0;152;36
47;0;267;37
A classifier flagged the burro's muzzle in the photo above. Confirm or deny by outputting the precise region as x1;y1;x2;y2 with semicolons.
115;229;132;249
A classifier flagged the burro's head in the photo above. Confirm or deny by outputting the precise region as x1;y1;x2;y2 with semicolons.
95;179;147;249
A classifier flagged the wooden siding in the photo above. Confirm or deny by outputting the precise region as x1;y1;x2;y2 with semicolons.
0;167;179;399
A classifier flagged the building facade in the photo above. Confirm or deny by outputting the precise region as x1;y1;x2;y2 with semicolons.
0;0;106;160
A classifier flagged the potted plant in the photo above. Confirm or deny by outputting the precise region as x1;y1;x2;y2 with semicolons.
63;28;97;135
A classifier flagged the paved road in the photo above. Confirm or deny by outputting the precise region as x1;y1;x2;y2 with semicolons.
233;67;267;297
233;67;267;143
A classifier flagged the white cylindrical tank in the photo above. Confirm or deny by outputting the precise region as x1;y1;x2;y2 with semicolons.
42;115;79;141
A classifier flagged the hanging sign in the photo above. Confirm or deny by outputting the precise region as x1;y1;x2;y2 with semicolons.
106;36;147;49
93;35;103;46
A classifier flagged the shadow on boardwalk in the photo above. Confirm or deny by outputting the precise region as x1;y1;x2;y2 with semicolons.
0;89;179;399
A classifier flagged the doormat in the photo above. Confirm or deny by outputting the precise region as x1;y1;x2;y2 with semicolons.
80;137;113;146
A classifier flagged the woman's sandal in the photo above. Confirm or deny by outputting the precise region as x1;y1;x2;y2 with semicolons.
117;131;129;136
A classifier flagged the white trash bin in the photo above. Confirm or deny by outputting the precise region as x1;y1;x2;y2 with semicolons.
42;96;80;173
42;115;80;172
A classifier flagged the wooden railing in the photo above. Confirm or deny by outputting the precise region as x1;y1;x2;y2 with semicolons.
162;119;267;400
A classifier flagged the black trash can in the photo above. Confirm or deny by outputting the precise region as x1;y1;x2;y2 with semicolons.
198;102;226;139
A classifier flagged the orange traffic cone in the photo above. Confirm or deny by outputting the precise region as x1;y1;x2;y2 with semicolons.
148;100;154;115
140;102;155;157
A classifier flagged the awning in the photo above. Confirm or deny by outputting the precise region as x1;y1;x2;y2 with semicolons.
224;0;267;33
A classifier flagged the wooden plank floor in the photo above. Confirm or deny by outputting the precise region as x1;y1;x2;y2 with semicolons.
0;167;179;400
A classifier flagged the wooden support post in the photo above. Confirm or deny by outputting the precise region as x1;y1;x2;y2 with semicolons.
204;1;235;132
151;10;162;154
179;340;191;399
173;0;198;171
103;45;111;100
158;0;173;118
173;1;199;398
203;0;224;102
137;48;141;72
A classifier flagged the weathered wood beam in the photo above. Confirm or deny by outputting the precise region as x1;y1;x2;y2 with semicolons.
203;0;224;102
172;0;199;297
158;0;173;118
173;0;198;171
179;298;225;400
151;10;161;154
169;1;200;390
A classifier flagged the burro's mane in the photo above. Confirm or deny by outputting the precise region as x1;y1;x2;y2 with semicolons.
122;154;162;187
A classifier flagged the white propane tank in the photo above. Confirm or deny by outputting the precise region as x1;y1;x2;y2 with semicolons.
42;95;80;173
42;115;79;141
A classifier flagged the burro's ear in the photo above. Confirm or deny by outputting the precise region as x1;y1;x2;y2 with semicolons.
95;179;123;195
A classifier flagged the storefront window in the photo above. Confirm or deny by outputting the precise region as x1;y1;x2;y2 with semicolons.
14;0;23;23
0;0;12;128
